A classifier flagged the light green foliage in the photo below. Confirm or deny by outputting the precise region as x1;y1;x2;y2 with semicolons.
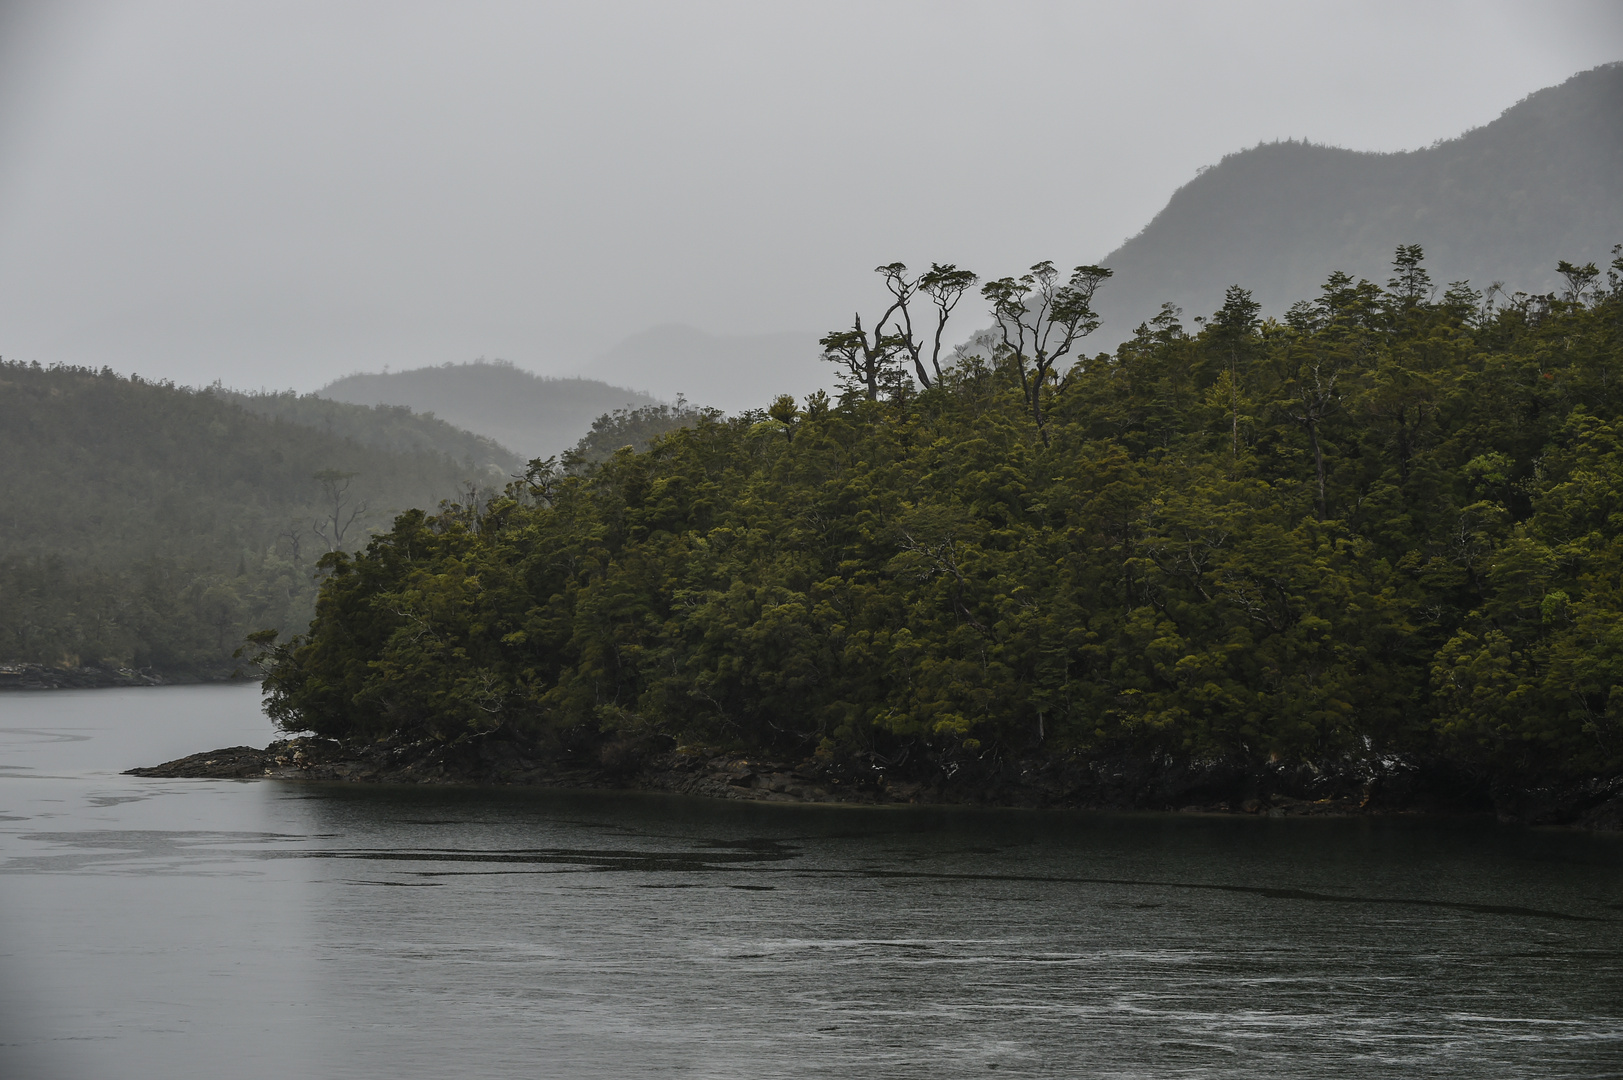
569;399;714;465
263;245;1623;778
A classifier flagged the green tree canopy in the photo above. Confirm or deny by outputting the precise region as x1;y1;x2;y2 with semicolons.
259;245;1623;782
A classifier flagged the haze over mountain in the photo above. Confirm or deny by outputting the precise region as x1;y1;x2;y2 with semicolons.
1092;62;1623;339
217;388;522;475
297;62;1623;422
7;5;1617;399
319;361;657;460
568;62;1623;404
582;326;828;415
0;361;504;677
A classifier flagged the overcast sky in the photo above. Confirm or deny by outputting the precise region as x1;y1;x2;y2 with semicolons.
1;0;1621;396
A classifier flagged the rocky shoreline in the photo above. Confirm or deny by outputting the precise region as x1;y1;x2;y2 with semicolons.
1;662;170;690
0;662;245;690
126;731;1623;830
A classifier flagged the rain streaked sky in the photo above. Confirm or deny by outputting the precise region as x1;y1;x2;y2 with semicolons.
2;0;1621;397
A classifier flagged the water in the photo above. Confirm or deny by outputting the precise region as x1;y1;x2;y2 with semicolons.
1;686;1620;1079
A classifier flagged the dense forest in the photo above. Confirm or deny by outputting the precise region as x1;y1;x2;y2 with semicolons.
569;398;715;465
255;245;1623;785
0;366;510;678
220;387;522;474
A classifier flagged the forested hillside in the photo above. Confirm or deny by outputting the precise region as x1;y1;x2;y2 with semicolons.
1095;63;1623;344
219;388;522;474
320;360;657;458
0;364;505;677
569;398;716;465
257;246;1623;786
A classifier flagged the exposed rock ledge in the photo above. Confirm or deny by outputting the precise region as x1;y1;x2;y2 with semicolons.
126;732;1623;830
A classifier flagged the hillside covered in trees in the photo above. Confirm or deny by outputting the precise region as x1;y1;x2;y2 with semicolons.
0;365;511;679
219;387;522;475
568;397;716;465
1094;63;1623;346
254;246;1623;798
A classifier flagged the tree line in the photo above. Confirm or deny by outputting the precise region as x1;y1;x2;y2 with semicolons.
255;246;1623;780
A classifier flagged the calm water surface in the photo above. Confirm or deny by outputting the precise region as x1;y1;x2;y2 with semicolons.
1;685;1620;1079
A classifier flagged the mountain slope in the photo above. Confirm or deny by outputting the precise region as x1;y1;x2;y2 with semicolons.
217;388;523;474
1093;62;1623;337
0;362;499;676
320;360;657;458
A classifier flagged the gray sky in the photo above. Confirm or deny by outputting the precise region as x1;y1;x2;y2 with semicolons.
2;0;1621;399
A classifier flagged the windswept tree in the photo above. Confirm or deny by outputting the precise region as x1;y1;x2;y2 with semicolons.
982;261;1112;439
1557;258;1601;305
915;264;979;385
820;262;979;398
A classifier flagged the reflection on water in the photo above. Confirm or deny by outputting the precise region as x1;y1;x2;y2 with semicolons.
1;686;1620;1079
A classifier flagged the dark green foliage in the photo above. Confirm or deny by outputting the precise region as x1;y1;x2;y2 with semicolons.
262;247;1623;782
219;388;522;473
569;398;715;465
0;364;505;675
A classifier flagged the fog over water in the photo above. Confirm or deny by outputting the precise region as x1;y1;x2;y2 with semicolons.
1;686;1621;1078
7;10;1623;1074
1;1;1621;404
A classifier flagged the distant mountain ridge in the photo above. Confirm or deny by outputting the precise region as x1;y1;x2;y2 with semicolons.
326;66;1622;420
320;361;658;459
1092;62;1623;338
216;387;523;475
0;362;502;676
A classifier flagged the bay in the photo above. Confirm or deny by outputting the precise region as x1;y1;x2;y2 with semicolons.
1;685;1619;1079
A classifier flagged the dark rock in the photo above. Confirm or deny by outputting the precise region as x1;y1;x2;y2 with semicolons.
1491;774;1623;828
0;662;248;690
123;733;1622;830
127;745;274;778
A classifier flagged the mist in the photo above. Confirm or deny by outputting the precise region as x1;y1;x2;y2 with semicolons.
1;0;1621;404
